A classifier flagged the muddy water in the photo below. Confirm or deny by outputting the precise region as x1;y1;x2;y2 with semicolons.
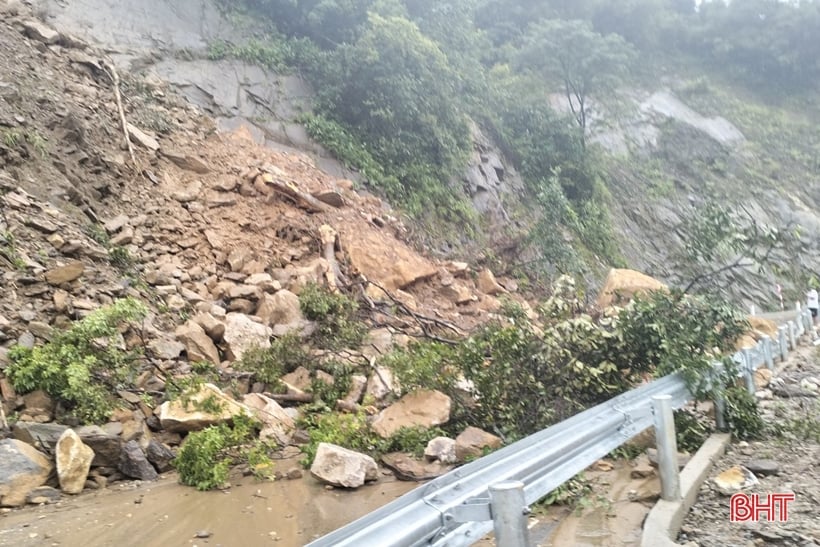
543;461;656;547
0;459;418;547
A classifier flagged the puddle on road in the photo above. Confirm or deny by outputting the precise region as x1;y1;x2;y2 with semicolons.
540;460;656;547
0;458;419;547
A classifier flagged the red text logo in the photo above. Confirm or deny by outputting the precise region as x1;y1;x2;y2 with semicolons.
730;493;795;522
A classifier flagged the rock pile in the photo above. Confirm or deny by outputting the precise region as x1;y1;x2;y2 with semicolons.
0;9;524;504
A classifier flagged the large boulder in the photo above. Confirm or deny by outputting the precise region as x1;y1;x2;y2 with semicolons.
596;268;667;309
242;393;296;446
0;439;53;507
119;441;158;481
454;427;503;461
175;321;221;365
223;313;272;362
344;229;438;291
371;390;451;439
12;422;69;453
55;429;94;494
76;426;122;467
310;443;378;488
255;290;303;327
157;383;250;433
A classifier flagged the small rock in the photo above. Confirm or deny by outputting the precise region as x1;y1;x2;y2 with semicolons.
104;214;130;234
424;437;457;464
286;468;303;480
26;486;61;505
381;453;452;481
714;465;758;496
161;148;211;174
744;459;780;476
194;530;212;539
126;123;160;151
22;20;61;45
44;261;85;285
172;180;203;203
477;269;506;295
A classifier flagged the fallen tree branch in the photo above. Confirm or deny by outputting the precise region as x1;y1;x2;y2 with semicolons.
260;166;330;213
364;279;463;345
101;60;138;170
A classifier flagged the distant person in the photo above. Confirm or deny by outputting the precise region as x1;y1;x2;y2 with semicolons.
807;287;819;325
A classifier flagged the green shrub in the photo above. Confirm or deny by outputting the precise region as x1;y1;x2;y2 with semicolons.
723;387;765;441
6;298;148;423
299;411;379;466
237;333;310;387
674;409;712;453
299;283;366;350
173;413;261;490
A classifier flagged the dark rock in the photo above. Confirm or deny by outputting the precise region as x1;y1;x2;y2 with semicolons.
145;440;175;473
26;486;62;505
12;422;69;453
77;426;122;467
118;441;158;481
745;458;781;476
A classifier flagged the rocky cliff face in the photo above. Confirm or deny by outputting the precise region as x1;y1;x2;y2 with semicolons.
25;0;820;308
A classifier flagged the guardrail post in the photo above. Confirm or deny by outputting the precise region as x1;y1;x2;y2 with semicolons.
742;349;755;395
651;395;680;501
788;321;797;350
714;393;727;431
778;326;788;361
488;481;530;547
761;336;774;370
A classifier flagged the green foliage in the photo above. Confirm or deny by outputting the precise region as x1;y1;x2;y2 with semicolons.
616;289;747;400
301;113;403;199
299;283;366;350
299;411;379;466
299;410;447;467
723;387;765;441
674;408;711;453
382;341;462;397
308;360;353;407
517;19;636;137
537;473;592;507
677;202;782;295
1;129;48;158
207;35;293;70
237;334;309;387
173;413;261;490
6;298;148;423
381;425;447;458
0;229;26;270
108;246;134;271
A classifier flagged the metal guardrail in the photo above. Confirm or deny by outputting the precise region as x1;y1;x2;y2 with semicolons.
307;308;816;547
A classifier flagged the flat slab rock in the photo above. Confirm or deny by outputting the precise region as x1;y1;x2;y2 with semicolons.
381;453;453;481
